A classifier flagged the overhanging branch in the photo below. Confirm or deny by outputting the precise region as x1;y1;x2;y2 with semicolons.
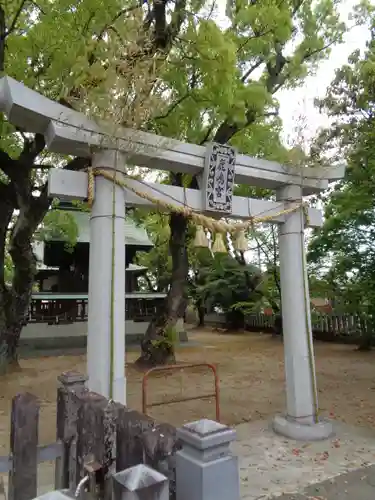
0;6;5;72
0;150;17;178
18;133;45;165
6;0;28;37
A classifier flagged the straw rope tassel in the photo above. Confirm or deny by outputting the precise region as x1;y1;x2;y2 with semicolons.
194;225;209;248
212;233;227;254
303;204;311;228
233;229;248;252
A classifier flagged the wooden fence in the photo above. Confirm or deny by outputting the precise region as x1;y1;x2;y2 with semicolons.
206;312;371;340
246;312;369;338
0;372;178;500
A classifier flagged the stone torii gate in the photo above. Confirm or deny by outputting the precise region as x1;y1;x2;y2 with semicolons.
0;75;345;441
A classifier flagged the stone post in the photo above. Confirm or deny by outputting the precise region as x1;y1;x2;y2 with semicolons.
274;185;332;440
87;150;127;404
175;419;240;500
112;464;169;500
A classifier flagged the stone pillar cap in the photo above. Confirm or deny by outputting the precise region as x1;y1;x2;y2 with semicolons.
113;464;168;491
57;371;88;385
177;419;236;450
31;490;73;499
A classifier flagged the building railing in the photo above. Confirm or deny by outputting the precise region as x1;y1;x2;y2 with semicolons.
28;293;166;324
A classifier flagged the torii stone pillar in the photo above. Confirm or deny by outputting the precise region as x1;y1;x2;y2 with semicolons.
273;185;332;440
87;150;127;404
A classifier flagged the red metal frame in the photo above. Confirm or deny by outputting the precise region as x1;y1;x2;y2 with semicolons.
142;363;220;422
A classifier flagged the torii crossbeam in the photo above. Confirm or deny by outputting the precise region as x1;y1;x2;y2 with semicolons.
0;75;345;441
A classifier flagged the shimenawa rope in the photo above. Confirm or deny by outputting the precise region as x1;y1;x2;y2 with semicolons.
86;168;311;233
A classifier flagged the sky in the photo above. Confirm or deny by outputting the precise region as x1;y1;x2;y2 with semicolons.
235;0;370;267
211;0;370;146
277;0;370;146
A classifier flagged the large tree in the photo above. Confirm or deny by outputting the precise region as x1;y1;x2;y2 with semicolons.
308;17;375;349
0;0;188;372
137;0;354;364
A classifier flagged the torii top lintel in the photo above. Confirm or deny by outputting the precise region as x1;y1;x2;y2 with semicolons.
0;75;345;195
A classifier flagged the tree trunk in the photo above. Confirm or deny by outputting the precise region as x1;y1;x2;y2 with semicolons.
0;287;19;374
0;184;21;374
0;269;32;374
197;303;205;327
225;309;245;331
0;134;87;374
0;322;23;374
136;212;188;366
0;149;52;373
357;317;373;351
273;314;283;337
0;206;49;373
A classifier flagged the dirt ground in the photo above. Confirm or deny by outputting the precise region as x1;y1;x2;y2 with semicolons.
1;328;375;454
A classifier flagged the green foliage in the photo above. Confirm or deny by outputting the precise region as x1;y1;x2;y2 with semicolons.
131;211;172;291
308;20;375;338
0;0;365;362
37;209;79;253
153;0;349;154
195;253;263;320
151;324;178;349
5;0;161;127
4;252;13;287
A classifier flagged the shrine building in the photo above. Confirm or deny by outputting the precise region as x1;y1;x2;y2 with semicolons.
21;203;185;351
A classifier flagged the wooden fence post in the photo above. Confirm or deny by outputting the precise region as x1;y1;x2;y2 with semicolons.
8;393;39;500
74;391;118;500
55;371;87;490
116;407;154;472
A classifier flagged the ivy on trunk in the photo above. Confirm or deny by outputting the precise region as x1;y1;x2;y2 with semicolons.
136;211;188;366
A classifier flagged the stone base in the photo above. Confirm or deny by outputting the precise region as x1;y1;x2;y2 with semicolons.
273;414;334;441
